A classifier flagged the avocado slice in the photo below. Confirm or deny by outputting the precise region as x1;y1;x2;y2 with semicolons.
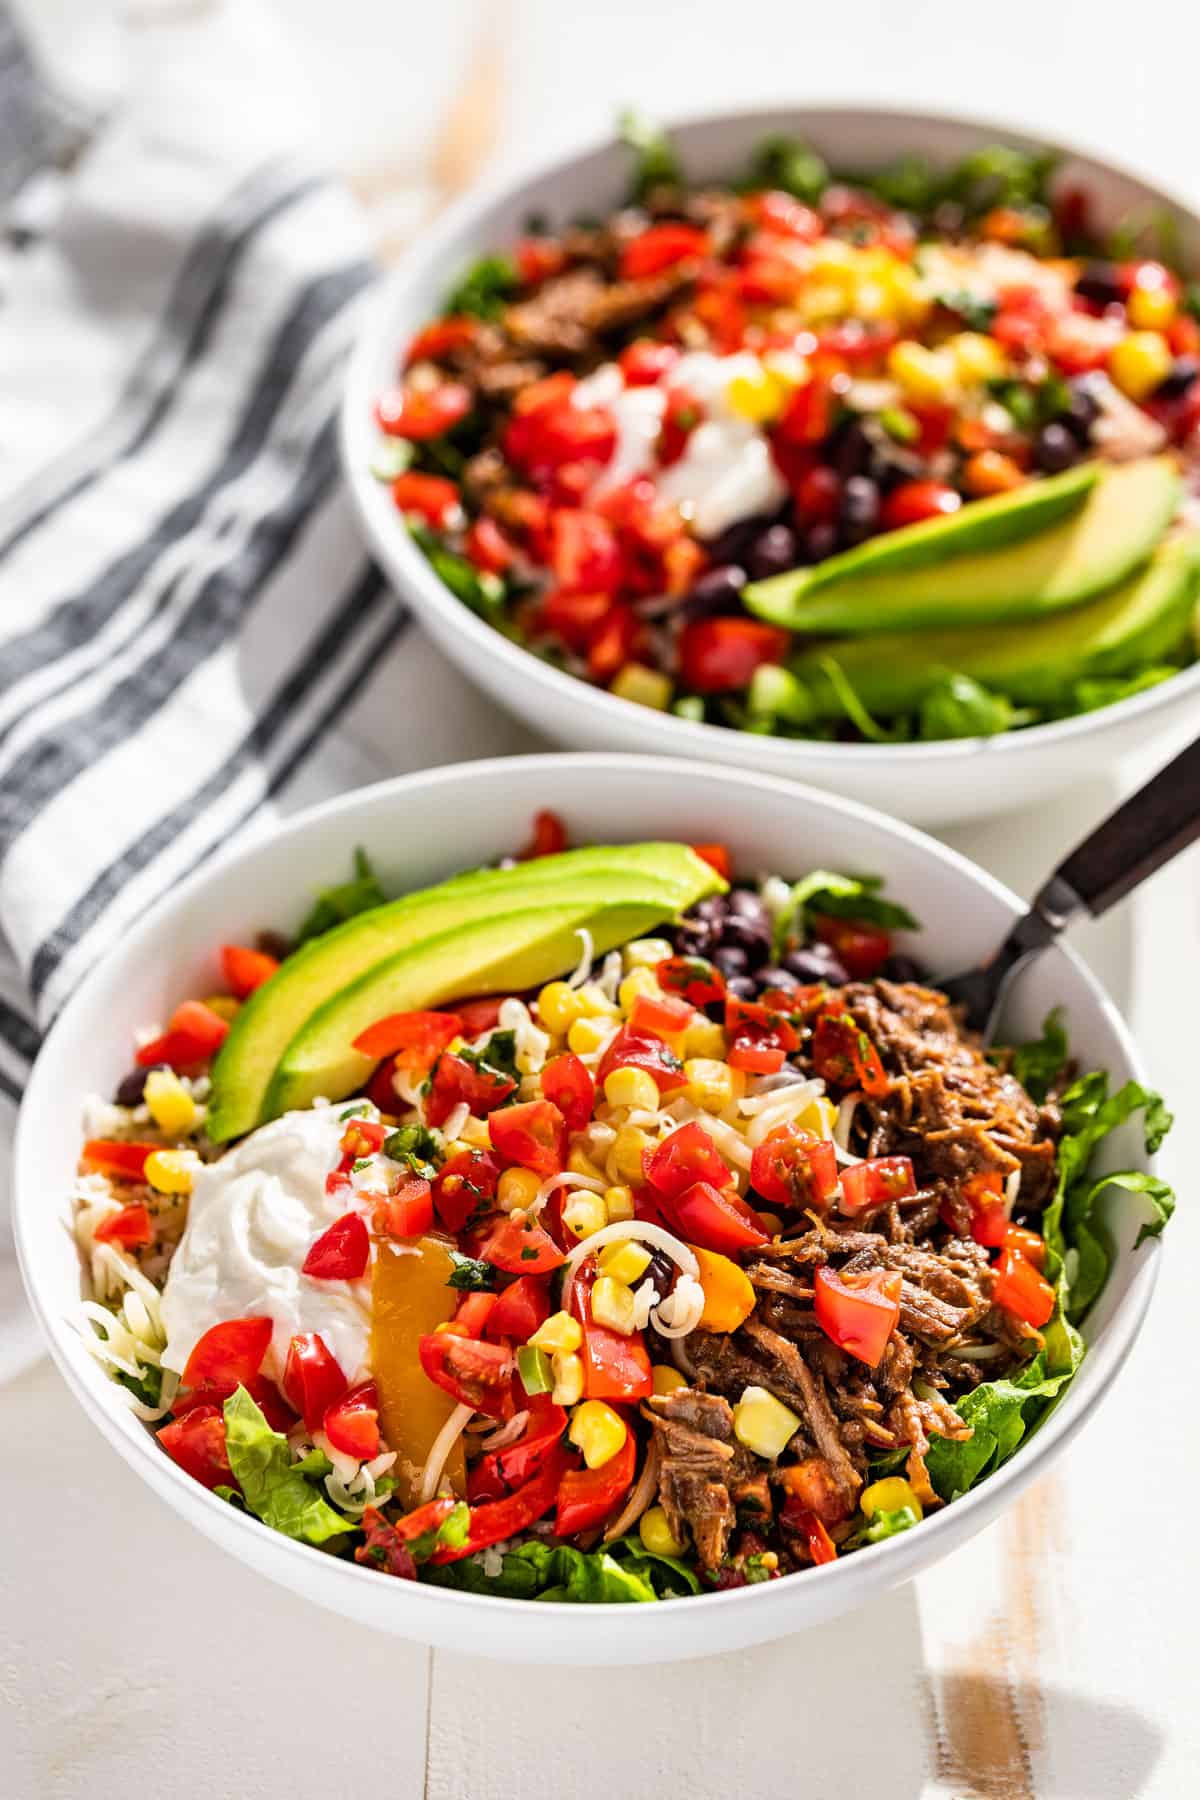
266;898;680;1117
781;532;1200;720
206;843;721;1141
745;456;1180;634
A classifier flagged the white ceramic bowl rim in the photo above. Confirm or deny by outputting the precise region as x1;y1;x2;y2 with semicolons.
14;753;1163;1636
341;100;1200;770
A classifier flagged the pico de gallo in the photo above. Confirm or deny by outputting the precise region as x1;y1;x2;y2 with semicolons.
374;119;1200;742
74;821;1174;1602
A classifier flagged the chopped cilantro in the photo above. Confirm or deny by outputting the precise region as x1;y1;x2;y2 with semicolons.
446;1249;496;1291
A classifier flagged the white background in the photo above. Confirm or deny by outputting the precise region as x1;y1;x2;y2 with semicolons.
3;2;1200;1796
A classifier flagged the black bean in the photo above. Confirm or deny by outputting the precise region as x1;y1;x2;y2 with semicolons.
114;1065;160;1107
783;943;849;986
1156;356;1200;401
704;514;776;566
1061;376;1102;443
725;976;759;1001
645;1250;676;1294
255;929;292;961
838;475;880;548
720;917;772;968
757;965;799;991
931;201;966;237
882;953;926;982
870;441;926;491
1034;421;1079;473
675;921;716;956
681;563;748;618
827;417;874;480
746;523;800;580
729;888;769;926
1074;262;1124;307
693;895;730;924
804;520;838;563
713;944;750;979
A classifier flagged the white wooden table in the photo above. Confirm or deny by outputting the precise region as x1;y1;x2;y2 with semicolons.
3;3;1199;1795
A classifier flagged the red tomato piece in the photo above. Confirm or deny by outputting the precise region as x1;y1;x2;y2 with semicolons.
658;385;704;464
355;1506;417;1579
504;385;615;474
485;1275;551;1344
220;943;279;997
540;1053;596;1134
517;808;569;860
619;339;681;385
340;1116;388;1158
792;463;841;523
813;1265;901;1366
629;990;694;1039
93;1203;154;1248
181;1316;273;1392
81;1139;157;1182
391;472;462;527
644;1120;730;1200
174;1370;294;1434
838;1155;916;1215
432;1446;570;1563
365;1056;400;1112
880;480;962;531
453;996;508;1036
620;223;708;280
405;316;479;365
570;1267;653;1401
960;1170;1009;1247
302;1212;369;1281
555;1422;636;1536
1005;1224;1047;1268
478;1210;566;1275
418;1332;514;1419
282;1332;347;1432
783;1500;838;1566
812;914;893;979
992;1246;1055;1327
157;1405;233;1491
375;381;472;439
373;1176;434;1239
468;1393;567;1500
811;1013;889;1097
425;1051;517;1127
656;953;726;1008
351;1009;463;1068
726;996;799;1051
671;1179;769;1255
323;1380;381;1459
750;1125;838;1211
728;1041;785;1074
516;237;567;284
596;1025;687;1095
750;190;823;240
465;515;516;575
550;508;622;593
775;378;831;446
136;999;230;1068
454;1292;498;1338
679;618;790;694
489;1099;568;1178
432;1148;501;1234
586;599;640;680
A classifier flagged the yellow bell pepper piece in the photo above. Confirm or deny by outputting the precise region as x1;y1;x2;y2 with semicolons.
371;1234;465;1506
691;1244;756;1333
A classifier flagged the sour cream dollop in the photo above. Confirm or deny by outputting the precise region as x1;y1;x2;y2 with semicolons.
161;1106;372;1387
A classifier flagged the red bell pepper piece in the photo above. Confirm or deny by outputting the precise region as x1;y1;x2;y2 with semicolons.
454;1292;498;1338
992;1245;1055;1328
93;1203;155;1249
351;1009;463;1068
323;1380;380;1459
488;1099;568;1178
282;1331;347;1432
432;1445;570;1563
555;1423;636;1536
468;1393;568;1501
136;1000;230;1068
81;1139;159;1182
219;944;280;998
418;1332;515;1419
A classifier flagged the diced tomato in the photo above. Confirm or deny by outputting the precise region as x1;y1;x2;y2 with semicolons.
838;1156;916;1215
629;990;694;1039
365;1056;400;1112
468;1393;567;1500
464;515;516;577
373;1176;434;1239
93;1203;154;1248
453;996;508;1036
555;1422;636;1536
813;1265;901;1366
550;508;622;593
433;1445;569;1563
136;1000;230;1068
775;378;831;446
517;808;569;860
352;1009;463;1068
909;402;955;456
1005;1223;1047;1267
433;1148;501;1233
340;1116;388;1158
405;316;479;365
173;1370;294;1434
782;1499;837;1566
503;386;615;474
750;190;823;241
516;237;567;284
817;321;899;364
418;1332;514;1419
220;943;279;997
1168;313;1200;358
586;598;639;680
644;1120;731;1200
879;480;962;532
750;1125;838;1211
157;1405;234;1491
811;1012;889;1097
1119;259;1178;299
812;915;893;979
454;1292;498;1339
596;1025;687;1095
181;1316;273;1392
323;1380;380;1459
778;1457;855;1524
727;1041;785;1073
540;1053;595;1134
570;1266;653;1401
691;844;733;883
478;1209;566;1275
425;1051;517;1128
1045;310;1121;375
391;472;462;527
792;462;841;523
679;618;790;694
656;953;726;1006
670;1180;769;1256
302;1212;369;1281
658;385;704;464
541;585;614;653
992;1245;1055;1327
355;1505;418;1578
619;339;681;386
489;1099;567;1178
81;1139;157;1182
485;1275;551;1344
282;1332;347;1432
620;223;708;280
375;381;472;439
726;997;799;1051
992;309;1046;355
959;1170;1008;1247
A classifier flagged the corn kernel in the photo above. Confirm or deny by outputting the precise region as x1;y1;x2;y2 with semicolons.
143;1148;195;1196
530;1309;583;1355
640;1504;686;1558
201;994;240;1023
590;1273;637;1335
888;339;959;405
562;1190;608;1239
809;239;857;279
608;1125;653;1186
617;967;661;1012
598;1239;652;1285
603;1066;660;1112
949;330;1008;385
1108;330;1173;401
683;1056;735;1110
551;1352;584;1407
603;1183;636;1222
611;662;673;710
567;1016;613;1057
852;278;891;321
682;1015;727;1061
1127;284;1176;331
733;1384;801;1460
575;981;620;1019
566;1145;605;1180
496;1165;542;1213
726;365;789;424
537;981;583;1033
457;1114;492;1150
143;1067;198;1136
569;1399;628;1469
861;1476;924;1521
622;937;674;972
797;281;848;324
652;1363;688;1396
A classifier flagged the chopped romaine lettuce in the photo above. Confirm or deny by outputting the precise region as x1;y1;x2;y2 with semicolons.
444;253;519;320
618;109;682;202
222;1386;353;1546
773;869;918;955
918;673;1032;740
423;1534;701;1603
1007;1005;1071;1103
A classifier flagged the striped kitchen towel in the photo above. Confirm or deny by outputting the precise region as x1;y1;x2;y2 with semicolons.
0;2;411;1107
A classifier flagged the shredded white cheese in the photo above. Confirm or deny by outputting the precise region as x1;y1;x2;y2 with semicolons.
418;1401;475;1504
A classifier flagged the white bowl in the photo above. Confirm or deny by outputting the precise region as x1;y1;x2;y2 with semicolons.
15;754;1165;1662
341;105;1200;828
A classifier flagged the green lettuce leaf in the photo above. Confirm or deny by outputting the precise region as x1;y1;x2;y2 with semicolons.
1007;1006;1070;1103
918;673;1031;741
296;848;388;945
423;1534;700;1603
746;135;829;204
222;1387;353;1546
781;869;918;938
618;109;682;202
444;254;519;320
925;1342;1081;1503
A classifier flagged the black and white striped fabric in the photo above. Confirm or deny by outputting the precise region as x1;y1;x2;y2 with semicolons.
0;7;410;1108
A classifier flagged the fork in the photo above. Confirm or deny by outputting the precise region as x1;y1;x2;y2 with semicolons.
936;732;1200;1040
